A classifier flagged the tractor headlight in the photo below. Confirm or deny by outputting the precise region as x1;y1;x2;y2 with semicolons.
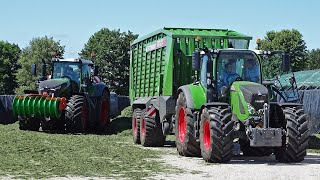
246;103;256;115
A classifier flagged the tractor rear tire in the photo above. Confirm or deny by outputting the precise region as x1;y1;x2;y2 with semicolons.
274;106;309;162
98;90;110;133
65;95;88;133
132;108;142;144
140;110;166;147
200;106;234;163
19;116;40;131
175;92;200;157
239;139;273;156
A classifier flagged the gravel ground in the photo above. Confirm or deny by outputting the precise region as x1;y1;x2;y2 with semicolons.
150;145;320;180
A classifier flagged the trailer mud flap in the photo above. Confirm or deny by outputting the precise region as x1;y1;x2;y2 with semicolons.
249;128;283;147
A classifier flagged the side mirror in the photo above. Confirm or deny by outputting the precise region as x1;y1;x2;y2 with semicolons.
94;66;99;76
192;52;200;71
281;54;290;72
31;64;36;76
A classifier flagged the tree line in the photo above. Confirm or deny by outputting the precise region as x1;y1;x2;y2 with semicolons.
0;28;319;95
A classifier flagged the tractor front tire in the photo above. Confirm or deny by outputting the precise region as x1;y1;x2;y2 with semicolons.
19;116;40;131
200;106;234;163
65;95;88;134
274;106;309;162
132;108;142;144
98;90;110;133
175;92;200;157
140;110;166;147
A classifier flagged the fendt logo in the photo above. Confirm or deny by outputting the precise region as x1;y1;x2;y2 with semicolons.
146;38;167;52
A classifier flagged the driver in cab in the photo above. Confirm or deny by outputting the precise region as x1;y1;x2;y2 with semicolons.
220;62;238;87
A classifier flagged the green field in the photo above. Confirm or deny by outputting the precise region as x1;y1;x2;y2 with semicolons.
0;108;170;179
0;107;320;179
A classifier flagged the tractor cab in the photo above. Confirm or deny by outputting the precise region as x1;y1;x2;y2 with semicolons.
200;50;262;100
33;58;97;97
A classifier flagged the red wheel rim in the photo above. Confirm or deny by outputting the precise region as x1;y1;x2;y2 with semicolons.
203;120;211;151
100;98;109;125
133;117;137;137
141;118;145;138
178;107;186;142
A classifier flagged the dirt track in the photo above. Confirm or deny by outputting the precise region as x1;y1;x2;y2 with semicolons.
145;144;320;180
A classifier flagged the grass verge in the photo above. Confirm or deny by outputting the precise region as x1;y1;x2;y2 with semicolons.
0;107;168;179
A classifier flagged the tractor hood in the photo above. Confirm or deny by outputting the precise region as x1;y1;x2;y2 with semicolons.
38;78;70;95
232;81;269;111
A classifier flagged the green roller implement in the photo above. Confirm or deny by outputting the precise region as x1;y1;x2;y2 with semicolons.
13;95;66;119
15;56;111;133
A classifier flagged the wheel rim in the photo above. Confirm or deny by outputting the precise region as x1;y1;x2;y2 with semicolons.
141;118;145;139
203;120;211;151
100;98;109;125
178;107;186;142
133;117;137;137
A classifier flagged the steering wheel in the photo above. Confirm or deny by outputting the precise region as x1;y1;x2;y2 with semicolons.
226;74;242;85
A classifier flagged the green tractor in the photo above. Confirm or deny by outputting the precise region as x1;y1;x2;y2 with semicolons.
175;48;309;163
13;57;110;133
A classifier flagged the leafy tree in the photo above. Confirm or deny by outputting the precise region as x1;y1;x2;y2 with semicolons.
16;36;65;94
259;29;307;79
306;49;320;70
80;28;138;95
0;41;20;94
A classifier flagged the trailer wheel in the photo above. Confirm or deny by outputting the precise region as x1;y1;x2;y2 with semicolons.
175;92;200;157
274;106;309;162
200;106;234;163
98;90;110;133
65;95;88;133
239;139;273;156
18;116;40;131
132;108;142;144
140;110;165;147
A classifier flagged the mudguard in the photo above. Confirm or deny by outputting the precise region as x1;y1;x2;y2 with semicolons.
90;83;109;97
178;83;206;110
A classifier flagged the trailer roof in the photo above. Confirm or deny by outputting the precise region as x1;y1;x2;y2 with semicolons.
132;27;252;45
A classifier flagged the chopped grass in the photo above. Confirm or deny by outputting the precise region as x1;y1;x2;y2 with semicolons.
0;110;169;179
308;134;320;154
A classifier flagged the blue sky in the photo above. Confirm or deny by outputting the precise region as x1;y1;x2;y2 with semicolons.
0;0;319;58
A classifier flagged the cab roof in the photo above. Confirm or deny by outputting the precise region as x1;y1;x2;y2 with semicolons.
52;58;93;65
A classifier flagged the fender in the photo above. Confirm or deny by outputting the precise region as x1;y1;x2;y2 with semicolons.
202;102;229;109
270;102;303;107
90;83;109;97
178;83;206;110
132;97;153;110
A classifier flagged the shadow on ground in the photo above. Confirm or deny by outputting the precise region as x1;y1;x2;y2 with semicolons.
228;153;320;165
105;116;132;135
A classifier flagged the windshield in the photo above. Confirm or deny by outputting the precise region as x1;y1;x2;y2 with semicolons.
216;50;261;89
52;62;81;83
